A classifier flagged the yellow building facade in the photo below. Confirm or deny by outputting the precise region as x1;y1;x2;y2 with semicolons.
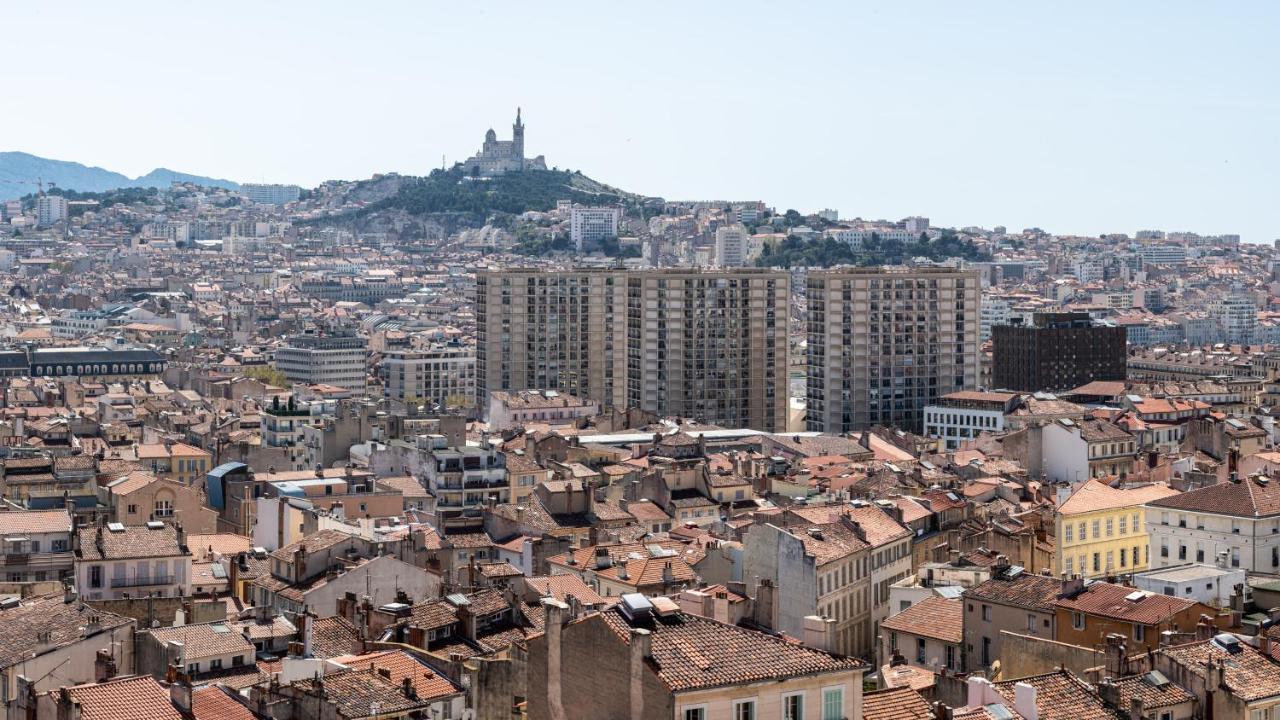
1055;479;1179;579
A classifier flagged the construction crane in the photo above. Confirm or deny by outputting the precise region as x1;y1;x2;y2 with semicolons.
0;177;56;196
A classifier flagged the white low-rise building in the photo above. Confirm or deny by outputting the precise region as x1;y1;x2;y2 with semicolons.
1131;562;1245;608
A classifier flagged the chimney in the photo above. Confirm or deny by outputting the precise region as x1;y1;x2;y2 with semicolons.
1104;633;1127;678
994;554;1011;577
1060;574;1085;598
712;590;730;624
629;628;651;720
1097;678;1120;709
1013;682;1038;720
1129;697;1144;720
802;615;836;653
400;676;416;700
1195;615;1215;641
542;598;569;720
752;579;777;630
169;675;193;714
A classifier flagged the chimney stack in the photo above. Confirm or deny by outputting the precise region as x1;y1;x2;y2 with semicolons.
1013;682;1039;720
629;628;651;720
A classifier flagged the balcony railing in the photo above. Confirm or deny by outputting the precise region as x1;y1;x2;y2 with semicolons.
0;551;73;567
110;574;175;589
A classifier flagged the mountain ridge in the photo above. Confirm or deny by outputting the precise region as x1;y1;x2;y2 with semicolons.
0;151;240;200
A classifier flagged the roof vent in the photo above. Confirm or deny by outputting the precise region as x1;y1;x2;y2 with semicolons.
1212;633;1243;654
618;593;654;624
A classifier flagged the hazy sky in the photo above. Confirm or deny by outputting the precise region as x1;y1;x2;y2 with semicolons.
7;2;1279;242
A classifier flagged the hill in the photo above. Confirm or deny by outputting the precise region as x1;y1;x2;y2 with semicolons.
0;151;239;200
360;166;639;220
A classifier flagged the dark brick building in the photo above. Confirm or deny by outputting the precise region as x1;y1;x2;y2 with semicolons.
992;313;1127;392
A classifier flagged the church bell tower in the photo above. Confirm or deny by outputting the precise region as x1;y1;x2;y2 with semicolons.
512;107;525;162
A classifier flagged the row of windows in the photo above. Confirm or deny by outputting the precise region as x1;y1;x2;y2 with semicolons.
682;687;845;720
1063;514;1142;544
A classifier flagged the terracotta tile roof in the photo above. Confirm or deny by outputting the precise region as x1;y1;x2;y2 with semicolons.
548;539;686;569
1058;479;1179;515
187;532;252;561
524;574;609;607
0;594;133;669
879;662;937;691
1160;638;1280;702
597;607;864;692
1148;475;1280;518
64;675;182;720
308;615;361;658
1055;582;1197;624
191;685;257;720
1110;673;1196;710
0;508;72;535
881;596;963;644
267;528;355;562
864;687;934;720
964;572;1063;613
327;650;461;703
287;667;431;717
145;620;255;662
992;669;1115;720
75;523;189;561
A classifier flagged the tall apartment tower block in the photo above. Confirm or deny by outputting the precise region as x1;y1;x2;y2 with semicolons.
476;268;789;431
806;267;981;433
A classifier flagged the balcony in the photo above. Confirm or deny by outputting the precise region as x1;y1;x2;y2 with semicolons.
0;551;73;568
111;574;175;589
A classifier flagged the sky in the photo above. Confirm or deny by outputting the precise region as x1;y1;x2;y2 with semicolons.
6;1;1279;242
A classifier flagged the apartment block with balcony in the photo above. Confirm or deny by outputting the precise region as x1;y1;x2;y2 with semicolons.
807;267;980;433
0;509;75;583
74;520;192;601
476;268;789;432
418;435;509;533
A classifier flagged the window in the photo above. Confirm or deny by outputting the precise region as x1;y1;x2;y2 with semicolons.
946;644;956;669
1120;548;1127;568
783;693;805;720
127;504;138;515
982;605;991;621
916;637;927;663
1072;612;1085;630
683;707;706;720
1119;516;1127;534
1065;557;1074;576
89;565;102;589
155;500;173;518
1092;520;1100;538
1065;525;1073;543
1078;522;1087;541
1106;518;1114;537
1134;624;1146;642
1093;553;1100;572
1027;614;1037;632
733;700;756;720
822;687;844;720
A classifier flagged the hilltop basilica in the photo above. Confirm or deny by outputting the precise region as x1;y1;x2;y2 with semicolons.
461;108;548;176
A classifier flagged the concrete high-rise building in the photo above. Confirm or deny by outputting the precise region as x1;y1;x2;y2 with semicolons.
242;183;302;205
36;195;68;228
714;223;750;267
1212;290;1258;344
806;267;980;433
569;206;621;252
476;268;789;431
273;334;367;392
904;216;930;235
381;342;476;410
991;313;1127;392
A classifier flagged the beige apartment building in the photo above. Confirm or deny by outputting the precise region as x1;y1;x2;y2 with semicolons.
476;268;789;431
806;267;980;433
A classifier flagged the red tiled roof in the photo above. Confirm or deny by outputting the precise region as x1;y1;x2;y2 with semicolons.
1055;582;1197;624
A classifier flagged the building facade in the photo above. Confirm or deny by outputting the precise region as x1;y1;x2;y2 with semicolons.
476;268;789;432
569;206;622;252
380;343;476;409
992;313;1127;392
806;267;980;433
273;334;367;392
